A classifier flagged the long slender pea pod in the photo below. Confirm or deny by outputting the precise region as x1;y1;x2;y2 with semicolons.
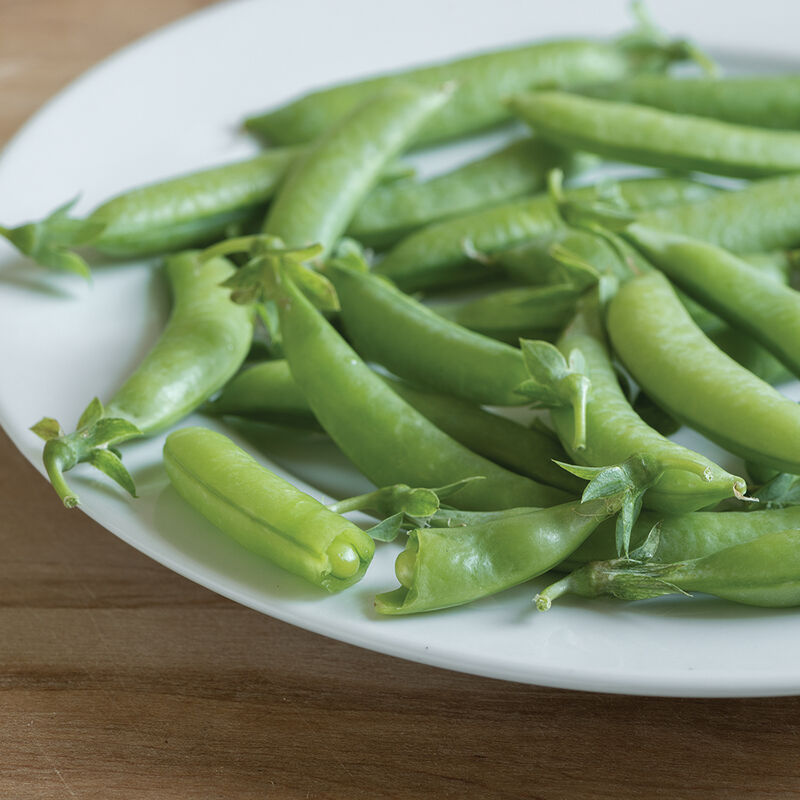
268;251;570;512
345;138;574;249
207;360;582;493
328;257;529;406
537;530;800;610
30;252;254;507
639;174;800;254
510;91;800;179
375;497;620;615
574;75;800;130
263;84;450;258
563;506;800;569
243;19;698;147
163;427;374;592
621;225;800;377
607;271;800;474
375;177;727;292
518;296;745;553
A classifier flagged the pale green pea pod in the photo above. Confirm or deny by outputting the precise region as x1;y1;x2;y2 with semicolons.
375;497;620;615
163;427;374;592
537;529;800;609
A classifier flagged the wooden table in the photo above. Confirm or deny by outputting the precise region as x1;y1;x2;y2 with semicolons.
2;1;800;797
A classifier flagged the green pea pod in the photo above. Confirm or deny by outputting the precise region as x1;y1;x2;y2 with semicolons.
573;74;800;130
537;529;800;609
163;427;374;592
375;497;619;615
263;83;452;258
621;225;800;377
607;271;800;474
375;177;724;293
30;252;253;507
206;359;581;494
510;91;800;178
345;138;575;248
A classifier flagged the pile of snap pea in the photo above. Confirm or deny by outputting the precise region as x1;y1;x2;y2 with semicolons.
12;9;800;618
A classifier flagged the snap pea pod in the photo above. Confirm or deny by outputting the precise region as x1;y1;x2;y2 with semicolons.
622;226;800;377
273;256;570;511
375;497;620;615
244;25;696;147
375;177;728;292
537;530;800;609
638;174;800;254
563;506;800;568
345;138;573;248
510;91;800;178
607;271;800;474
207;360;582;493
0;149;412;277
31;252;254;507
163;426;374;592
328;257;528;406
263;84;450;258
574;75;800;130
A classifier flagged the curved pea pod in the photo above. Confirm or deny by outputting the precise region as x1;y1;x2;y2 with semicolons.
563;506;800;569
510;91;800;179
328;257;528;406
263;83;452;258
30;252;254;507
345;138;574;248
537;529;800;609
638;174;800;254
573;74;800;130
375;177;724;293
607;271;800;474
622;225;800;377
270;251;570;512
243;22;698;147
375;497;619;615
163;427;373;592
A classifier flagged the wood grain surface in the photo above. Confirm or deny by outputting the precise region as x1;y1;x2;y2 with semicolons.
2;1;800;798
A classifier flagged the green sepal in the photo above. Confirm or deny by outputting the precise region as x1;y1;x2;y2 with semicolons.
0;198;103;279
30;417;63;442
84;448;138;498
518;339;590;450
77;396;104;430
366;513;406;542
753;473;800;508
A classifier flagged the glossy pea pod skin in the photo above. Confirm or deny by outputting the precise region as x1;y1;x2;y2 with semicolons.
563;506;800;569
328;259;528;406
623;225;800;377
540;531;800;609
375;177;726;293
607;271;800;474
549;299;746;514
263;84;451;258
345;138;574;249
207;360;582;493
374;498;618;615
574;75;800;130
163;427;374;592
510;91;800;179
276;274;571;512
244;36;691;148
39;252;254;507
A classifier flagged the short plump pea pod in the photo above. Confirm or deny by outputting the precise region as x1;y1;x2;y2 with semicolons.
607;270;800;474
539;530;800;609
244;32;695;147
374;498;618;615
573;74;800;130
263;83;451;258
163;427;374;592
622;225;800;377
510;91;800;178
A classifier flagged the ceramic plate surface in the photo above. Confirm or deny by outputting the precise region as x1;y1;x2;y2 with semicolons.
2;0;800;697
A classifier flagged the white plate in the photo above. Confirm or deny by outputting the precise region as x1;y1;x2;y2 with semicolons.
2;0;800;698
